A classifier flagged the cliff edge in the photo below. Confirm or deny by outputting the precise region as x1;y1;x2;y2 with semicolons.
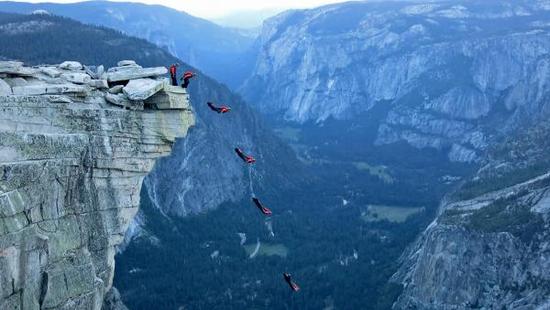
0;60;194;309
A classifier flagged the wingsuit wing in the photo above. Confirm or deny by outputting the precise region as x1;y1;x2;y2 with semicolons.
252;198;272;215
235;148;255;164
184;71;194;78
235;148;246;161
283;273;300;292
207;102;221;113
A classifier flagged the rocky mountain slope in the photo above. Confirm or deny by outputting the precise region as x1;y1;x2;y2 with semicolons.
0;1;254;87
0;60;194;309
392;118;550;309
240;0;550;163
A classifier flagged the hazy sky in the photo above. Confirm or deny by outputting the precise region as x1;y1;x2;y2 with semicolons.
16;0;354;19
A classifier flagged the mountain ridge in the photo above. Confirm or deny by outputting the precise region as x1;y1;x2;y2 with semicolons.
0;0;255;87
240;0;550;164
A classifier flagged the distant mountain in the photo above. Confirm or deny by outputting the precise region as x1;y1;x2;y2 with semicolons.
234;1;550;308
212;8;284;29
240;0;550;161
0;1;255;87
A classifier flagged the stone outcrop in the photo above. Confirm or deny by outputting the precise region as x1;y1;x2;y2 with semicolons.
145;85;190;110
0;60;194;310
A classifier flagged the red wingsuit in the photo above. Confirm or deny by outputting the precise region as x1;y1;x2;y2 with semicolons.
283;273;300;292
235;148;255;164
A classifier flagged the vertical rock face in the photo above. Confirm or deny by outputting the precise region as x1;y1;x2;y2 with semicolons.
392;122;550;309
0;61;194;309
393;175;550;309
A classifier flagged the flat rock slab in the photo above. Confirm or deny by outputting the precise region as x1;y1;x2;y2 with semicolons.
0;79;12;95
0;61;23;71
59;61;83;70
62;72;91;84
12;83;88;96
123;78;164;101
117;60;137;67
107;65;143;73
106;67;167;82
0;61;36;76
146;85;191;110
47;95;73;103
40;67;62;78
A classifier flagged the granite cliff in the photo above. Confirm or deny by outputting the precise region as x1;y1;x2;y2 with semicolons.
240;0;550;163
0;60;194;309
392;120;550;309
235;1;550;307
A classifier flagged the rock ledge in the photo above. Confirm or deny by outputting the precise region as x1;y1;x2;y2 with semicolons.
0;60;194;310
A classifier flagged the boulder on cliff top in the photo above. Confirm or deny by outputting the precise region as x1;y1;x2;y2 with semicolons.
106;67;167;82
59;61;83;70
0;60;187;111
61;72;91;84
117;60;138;67
123;78;164;101
40;67;62;78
